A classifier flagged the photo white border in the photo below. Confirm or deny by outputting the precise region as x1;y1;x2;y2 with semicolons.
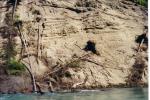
148;0;150;100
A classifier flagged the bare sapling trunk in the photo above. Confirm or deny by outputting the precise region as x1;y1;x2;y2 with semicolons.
36;24;41;64
12;0;18;20
17;26;37;93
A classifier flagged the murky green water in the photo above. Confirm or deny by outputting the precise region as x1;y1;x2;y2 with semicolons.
0;88;148;100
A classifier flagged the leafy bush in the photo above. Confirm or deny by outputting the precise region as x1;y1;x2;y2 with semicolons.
136;0;148;7
7;58;26;75
14;15;20;21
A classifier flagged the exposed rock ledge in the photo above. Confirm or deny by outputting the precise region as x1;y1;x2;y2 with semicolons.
0;0;148;93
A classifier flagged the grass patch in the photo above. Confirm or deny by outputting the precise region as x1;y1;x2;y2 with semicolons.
7;58;26;75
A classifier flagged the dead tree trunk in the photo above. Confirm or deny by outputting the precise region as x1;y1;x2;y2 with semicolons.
138;33;147;52
17;27;37;92
36;24;41;64
11;0;37;93
23;62;38;92
48;81;54;92
138;39;144;52
12;0;18;20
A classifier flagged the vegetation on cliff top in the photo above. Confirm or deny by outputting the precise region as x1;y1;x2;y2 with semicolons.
136;0;148;7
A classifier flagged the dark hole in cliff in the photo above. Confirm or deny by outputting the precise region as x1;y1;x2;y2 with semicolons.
64;71;71;77
66;7;82;13
76;0;96;8
32;10;41;15
36;17;41;22
14;20;23;28
84;40;97;54
7;0;21;6
135;34;148;46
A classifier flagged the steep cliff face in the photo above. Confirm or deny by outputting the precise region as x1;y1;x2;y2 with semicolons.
0;0;148;93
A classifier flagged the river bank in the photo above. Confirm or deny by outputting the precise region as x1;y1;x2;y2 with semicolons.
0;75;148;94
0;88;148;100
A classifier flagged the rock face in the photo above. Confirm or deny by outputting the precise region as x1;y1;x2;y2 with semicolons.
0;0;148;92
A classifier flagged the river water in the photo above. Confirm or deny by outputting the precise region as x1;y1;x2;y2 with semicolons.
0;88;148;100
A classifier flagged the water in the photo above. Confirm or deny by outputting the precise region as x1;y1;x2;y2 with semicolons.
0;88;148;100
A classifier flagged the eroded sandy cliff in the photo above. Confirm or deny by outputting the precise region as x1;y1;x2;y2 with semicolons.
0;0;148;93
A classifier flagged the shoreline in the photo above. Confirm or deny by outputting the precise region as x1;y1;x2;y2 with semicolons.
0;85;148;94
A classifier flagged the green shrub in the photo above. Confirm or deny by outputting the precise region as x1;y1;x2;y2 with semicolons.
7;59;26;75
8;70;23;76
136;0;148;7
14;15;20;21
